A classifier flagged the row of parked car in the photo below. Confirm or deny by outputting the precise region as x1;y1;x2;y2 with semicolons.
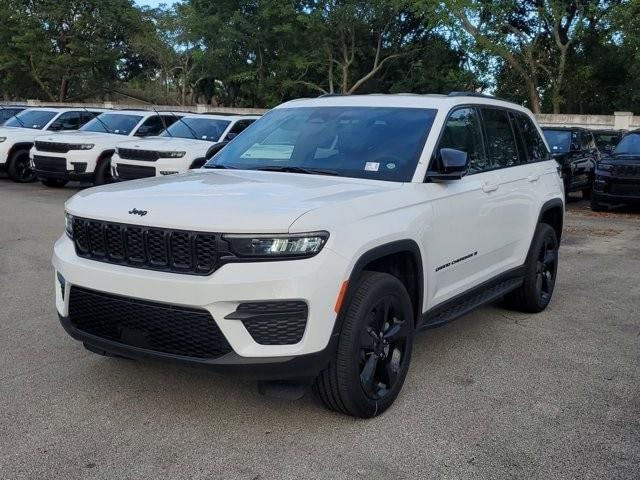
0;104;258;186
1;104;639;211
541;126;640;211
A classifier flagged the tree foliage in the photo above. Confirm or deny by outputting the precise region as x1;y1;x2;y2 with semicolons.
0;0;638;113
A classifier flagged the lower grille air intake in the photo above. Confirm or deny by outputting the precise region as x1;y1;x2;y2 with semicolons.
226;301;308;345
68;286;232;359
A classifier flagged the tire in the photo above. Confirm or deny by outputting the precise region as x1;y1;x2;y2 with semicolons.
590;193;607;212
94;156;113;185
315;271;414;418
7;149;36;183
41;178;68;188
505;223;558;313
582;188;592;200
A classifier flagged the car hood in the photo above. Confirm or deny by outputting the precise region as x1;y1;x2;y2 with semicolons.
65;169;402;233
116;136;211;151
36;131;132;144
0;126;45;142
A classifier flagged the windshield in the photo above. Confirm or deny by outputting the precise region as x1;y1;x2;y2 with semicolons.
594;132;619;150
161;117;231;141
543;130;572;153
4;110;57;129
81;113;143;135
0;108;24;125
613;133;640;155
205;106;437;182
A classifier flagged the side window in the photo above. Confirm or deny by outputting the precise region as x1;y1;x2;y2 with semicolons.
136;116;166;137
229;119;254;135
514;112;549;163
437;107;488;173
48;111;82;131
481;108;520;168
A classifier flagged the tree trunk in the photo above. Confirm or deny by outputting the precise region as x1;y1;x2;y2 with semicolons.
59;77;69;102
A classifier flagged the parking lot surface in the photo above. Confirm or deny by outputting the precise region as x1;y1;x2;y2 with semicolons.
1;180;639;480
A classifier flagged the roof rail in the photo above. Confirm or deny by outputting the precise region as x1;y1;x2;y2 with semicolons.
447;91;495;99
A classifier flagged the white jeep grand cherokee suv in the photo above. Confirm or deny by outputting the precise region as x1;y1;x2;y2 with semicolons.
111;114;259;181
0;107;104;182
32;110;182;187
54;93;564;418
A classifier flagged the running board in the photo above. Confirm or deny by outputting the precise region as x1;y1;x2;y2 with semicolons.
420;271;524;330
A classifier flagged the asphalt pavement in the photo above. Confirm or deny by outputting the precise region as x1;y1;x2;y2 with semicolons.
1;180;638;479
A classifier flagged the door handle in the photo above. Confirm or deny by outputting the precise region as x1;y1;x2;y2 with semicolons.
527;173;540;182
481;181;499;193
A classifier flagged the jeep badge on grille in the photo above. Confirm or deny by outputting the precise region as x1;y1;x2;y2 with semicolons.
128;208;148;216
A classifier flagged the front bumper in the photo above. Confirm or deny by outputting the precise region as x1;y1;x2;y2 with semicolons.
31;148;97;181
111;153;191;180
53;235;349;377
593;172;640;204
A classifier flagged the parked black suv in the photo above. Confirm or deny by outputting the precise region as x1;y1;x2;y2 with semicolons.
542;127;599;199
591;130;640;211
593;129;624;154
0;106;26;125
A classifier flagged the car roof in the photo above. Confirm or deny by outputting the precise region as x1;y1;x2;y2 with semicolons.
173;113;259;121
19;107;108;113
541;126;587;132
276;93;535;116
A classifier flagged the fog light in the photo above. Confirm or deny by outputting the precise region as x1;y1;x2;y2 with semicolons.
160;171;178;175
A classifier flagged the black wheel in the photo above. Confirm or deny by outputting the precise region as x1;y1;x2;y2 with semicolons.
7;149;36;183
94;156;113;185
590;193;607;212
315;271;414;418
582;188;592;200
40;178;68;188
505;223;558;313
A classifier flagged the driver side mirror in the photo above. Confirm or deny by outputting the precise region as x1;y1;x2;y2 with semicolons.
426;148;469;181
225;132;238;141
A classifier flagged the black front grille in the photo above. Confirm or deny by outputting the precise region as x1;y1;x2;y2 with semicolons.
68;286;232;359
116;164;156;180
33;155;66;173
118;148;159;161
227;301;308;345
613;164;640;178
72;217;230;275
35;141;71;153
610;183;640;196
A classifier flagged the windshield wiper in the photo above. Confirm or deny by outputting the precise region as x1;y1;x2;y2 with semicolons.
254;166;339;176
83;107;111;133
203;163;236;169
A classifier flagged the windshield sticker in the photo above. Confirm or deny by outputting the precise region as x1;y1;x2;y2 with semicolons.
365;162;380;172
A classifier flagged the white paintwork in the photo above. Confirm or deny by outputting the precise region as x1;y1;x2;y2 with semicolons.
0;107;106;167
110;114;260;178
53;94;565;360
29;110;185;179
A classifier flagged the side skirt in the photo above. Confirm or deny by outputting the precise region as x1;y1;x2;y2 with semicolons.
418;266;525;330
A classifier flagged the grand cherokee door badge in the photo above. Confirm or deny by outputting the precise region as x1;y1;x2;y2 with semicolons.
435;251;478;272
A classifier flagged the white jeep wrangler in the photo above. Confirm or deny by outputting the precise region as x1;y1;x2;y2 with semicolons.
54;93;564;417
111;114;259;180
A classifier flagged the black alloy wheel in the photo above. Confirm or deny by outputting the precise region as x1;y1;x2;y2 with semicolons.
359;296;411;401
535;235;557;304
8;149;36;183
316;271;414;418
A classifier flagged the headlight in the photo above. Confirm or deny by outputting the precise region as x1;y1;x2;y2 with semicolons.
76;143;95;150
64;212;74;239
160;151;186;158
224;232;329;259
0;137;6;142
